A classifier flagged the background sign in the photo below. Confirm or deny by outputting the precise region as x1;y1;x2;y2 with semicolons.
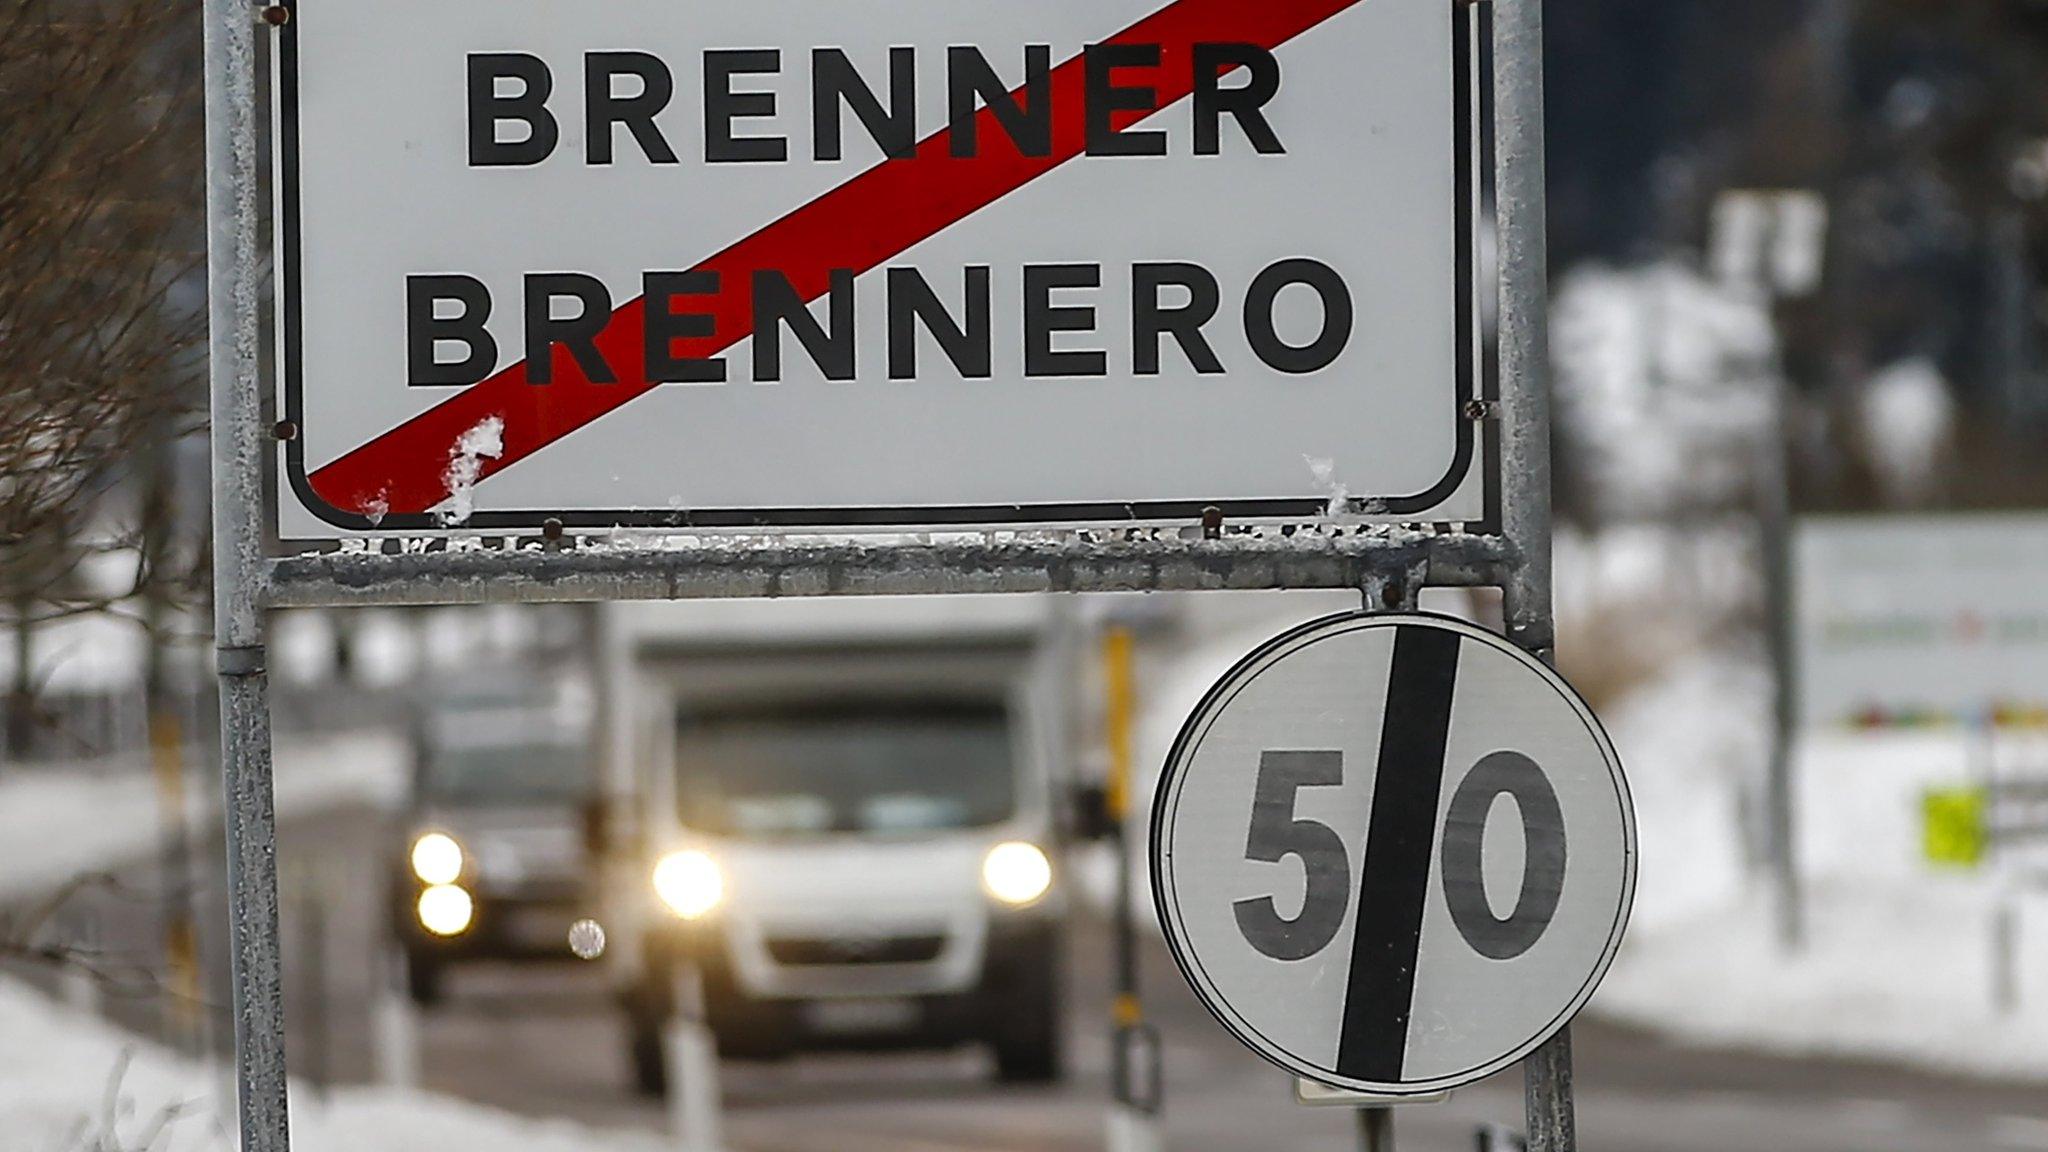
1152;613;1635;1095
1796;514;2048;729
274;0;1480;538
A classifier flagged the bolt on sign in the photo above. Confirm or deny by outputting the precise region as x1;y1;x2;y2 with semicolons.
273;0;1485;538
1152;614;1636;1095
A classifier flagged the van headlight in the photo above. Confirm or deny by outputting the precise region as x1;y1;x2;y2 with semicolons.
982;841;1052;907
410;832;464;885
417;884;474;937
653;850;724;920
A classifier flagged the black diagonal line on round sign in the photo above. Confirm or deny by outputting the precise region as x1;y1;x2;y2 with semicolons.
1336;625;1462;1082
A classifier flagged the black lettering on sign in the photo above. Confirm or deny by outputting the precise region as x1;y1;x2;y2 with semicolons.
1192;43;1285;155
1022;264;1107;378
1083;43;1166;157
1133;262;1224;375
468;53;558;167
1440;752;1567;960
753;269;855;381
887;266;992;381
813;47;916;161
1245;258;1353;374
1234;751;1351;962
586;52;679;166
947;45;1052;159
523;273;615;385
704;49;787;164
642;270;724;384
406;275;498;386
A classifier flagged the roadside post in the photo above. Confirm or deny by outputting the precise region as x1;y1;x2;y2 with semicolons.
200;1;1590;1150
666;963;725;1152
292;867;332;1099
1104;625;1163;1152
371;945;422;1089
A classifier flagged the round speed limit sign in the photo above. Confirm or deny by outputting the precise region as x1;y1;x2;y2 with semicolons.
1152;612;1635;1096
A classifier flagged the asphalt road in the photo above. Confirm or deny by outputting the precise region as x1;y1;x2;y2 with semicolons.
41;803;2048;1152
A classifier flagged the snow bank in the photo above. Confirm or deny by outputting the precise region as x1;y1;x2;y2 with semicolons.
0;731;406;901
1595;878;2048;1080
1600;653;1769;930
0;974;664;1152
1587;642;2048;1079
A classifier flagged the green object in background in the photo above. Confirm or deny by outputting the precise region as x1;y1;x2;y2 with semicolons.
1923;787;1988;868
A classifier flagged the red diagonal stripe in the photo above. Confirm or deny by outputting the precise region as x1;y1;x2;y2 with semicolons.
308;0;1359;517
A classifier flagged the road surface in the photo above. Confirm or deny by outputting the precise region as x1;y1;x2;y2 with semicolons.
40;802;2048;1152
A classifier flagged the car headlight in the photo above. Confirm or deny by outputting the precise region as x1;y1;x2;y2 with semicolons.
982;841;1052;907
653;850;723;920
411;832;464;885
417;884;474;936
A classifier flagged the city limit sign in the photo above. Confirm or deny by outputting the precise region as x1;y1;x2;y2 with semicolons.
1153;613;1636;1095
274;0;1483;539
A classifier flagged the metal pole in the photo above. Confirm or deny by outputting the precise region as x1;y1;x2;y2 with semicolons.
299;873;331;1098
1492;1;1573;1149
1358;1107;1395;1152
667;959;725;1152
1103;625;1161;1152
1106;627;1139;1032
205;0;289;1148
1495;0;1553;659
1760;378;1803;951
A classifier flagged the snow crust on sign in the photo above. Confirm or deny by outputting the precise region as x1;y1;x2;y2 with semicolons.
0;730;404;901
0;974;669;1152
433;415;505;527
1303;456;1366;524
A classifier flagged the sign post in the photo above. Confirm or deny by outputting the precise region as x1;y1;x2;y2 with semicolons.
203;0;288;1149
200;0;1576;1149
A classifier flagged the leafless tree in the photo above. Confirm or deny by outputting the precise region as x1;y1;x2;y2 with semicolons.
0;0;206;752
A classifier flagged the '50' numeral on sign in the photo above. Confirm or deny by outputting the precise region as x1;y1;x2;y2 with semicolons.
1233;750;1567;962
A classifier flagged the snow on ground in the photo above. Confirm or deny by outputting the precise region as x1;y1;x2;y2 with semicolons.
1595;877;2048;1080
0;973;664;1152
0;730;406;901
1589;649;2048;1079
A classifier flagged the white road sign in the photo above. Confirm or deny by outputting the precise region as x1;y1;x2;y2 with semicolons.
274;0;1482;538
1152;613;1635;1095
1796;514;2048;729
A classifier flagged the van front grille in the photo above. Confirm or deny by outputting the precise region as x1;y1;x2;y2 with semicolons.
765;934;947;966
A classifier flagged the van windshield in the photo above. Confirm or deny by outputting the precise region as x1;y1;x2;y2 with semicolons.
421;707;590;805
424;742;589;805
676;701;1016;838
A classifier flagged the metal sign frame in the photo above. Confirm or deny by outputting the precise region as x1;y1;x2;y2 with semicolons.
202;0;1567;1149
273;0;1486;539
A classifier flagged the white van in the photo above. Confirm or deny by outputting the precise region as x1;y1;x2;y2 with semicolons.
593;596;1082;1095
